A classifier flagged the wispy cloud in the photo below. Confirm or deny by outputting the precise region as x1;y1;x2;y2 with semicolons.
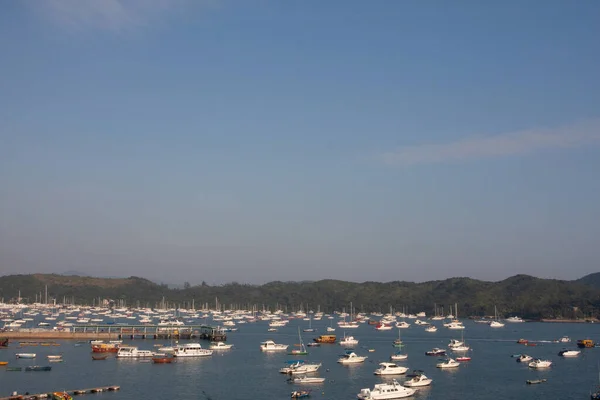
381;120;600;166
28;0;203;32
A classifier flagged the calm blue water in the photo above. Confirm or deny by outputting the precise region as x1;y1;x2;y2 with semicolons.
1;319;599;399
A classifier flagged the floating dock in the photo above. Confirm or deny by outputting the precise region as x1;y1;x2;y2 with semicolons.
1;325;226;342
0;386;120;400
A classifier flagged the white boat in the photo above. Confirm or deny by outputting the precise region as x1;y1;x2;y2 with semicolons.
403;372;432;387
528;359;552;368
357;379;416;399
451;344;470;352
448;339;464;348
326;326;336;332
516;354;533;363
47;355;63;361
173;343;213;357
558;349;580;357
395;321;410;329
339;335;359;346
445;321;465;330
209;342;233;350
425;325;437;332
489;320;505;328
288;375;325;383
558;336;571;343
279;360;322;374
15;353;36;359
436;358;460;368
489;306;505;328
260;340;289;352
117;346;155;358
505;316;524;323
390;352;408;361
374;362;409;375
338;350;367;364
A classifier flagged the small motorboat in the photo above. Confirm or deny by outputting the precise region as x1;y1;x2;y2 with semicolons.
436;358;460;368
16;353;36;359
52;391;73;400
288;376;325;384
456;356;471;362
558;349;581;357
25;365;52;371
306;343;320;347
528;359;552;369
357;379;415;399
390;351;408;361
374;362;409;375
425;348;446;356
517;354;533;363
0;361;8;366
517;338;528;344
526;379;547;384
152;355;175;364
47;355;63;362
91;354;108;361
403;371;432;387
291;390;311;399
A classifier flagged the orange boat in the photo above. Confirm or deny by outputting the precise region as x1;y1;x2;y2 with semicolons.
313;335;336;344
152;356;175;364
91;343;119;353
0;361;8;366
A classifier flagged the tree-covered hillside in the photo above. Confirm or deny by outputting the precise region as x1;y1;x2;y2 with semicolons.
1;273;599;320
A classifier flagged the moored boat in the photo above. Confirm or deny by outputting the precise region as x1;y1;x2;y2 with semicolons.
313;335;336;344
425;348;445;356
558;349;581;357
291;390;311;399
526;379;547;384
16;353;36;359
403;371;432;387
337;350;367;364
25;365;52;371
357;379;416;399
152;355;175;363
374;362;408;375
92;354;108;360
528;359;552;369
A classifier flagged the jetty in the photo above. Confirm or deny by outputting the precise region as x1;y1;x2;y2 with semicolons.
0;325;226;342
1;386;120;400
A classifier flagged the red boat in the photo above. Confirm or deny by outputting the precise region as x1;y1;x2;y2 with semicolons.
517;338;528;344
456;356;471;362
0;338;8;347
152;356;175;364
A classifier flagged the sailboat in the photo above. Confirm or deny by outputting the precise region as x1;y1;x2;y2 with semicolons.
327;317;335;332
489;306;505;328
303;314;316;332
393;327;403;347
289;328;309;356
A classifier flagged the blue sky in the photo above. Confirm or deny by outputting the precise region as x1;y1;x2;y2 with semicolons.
1;0;599;285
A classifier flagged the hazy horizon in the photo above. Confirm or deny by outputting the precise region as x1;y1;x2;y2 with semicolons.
1;1;599;285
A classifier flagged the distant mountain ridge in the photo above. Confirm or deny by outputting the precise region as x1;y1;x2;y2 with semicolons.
1;272;598;320
576;272;600;289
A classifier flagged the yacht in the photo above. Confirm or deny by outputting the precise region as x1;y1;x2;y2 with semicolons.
117;346;155;358
558;349;580;357
339;335;359;346
528;359;552;368
505;316;525;323
395;321;410;329
209;342;233;350
260;340;289;352
173;343;213;357
357;379;416;399
390;351;408;361
425;325;437;333
374;362;409;375
436;358;460;368
489;320;505;328
403;372;432;387
337;350;368;364
279;360;322;374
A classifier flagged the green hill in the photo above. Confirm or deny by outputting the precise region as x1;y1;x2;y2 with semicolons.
1;273;599;320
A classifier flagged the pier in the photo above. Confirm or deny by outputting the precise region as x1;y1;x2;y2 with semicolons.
0;325;226;341
1;386;120;400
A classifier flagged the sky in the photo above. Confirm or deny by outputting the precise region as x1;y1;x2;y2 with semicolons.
1;0;599;285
